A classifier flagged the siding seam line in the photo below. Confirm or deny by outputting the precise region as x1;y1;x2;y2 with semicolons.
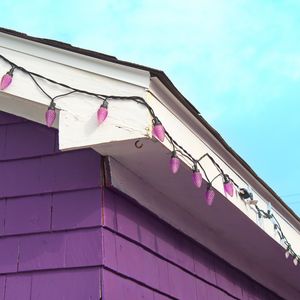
0;265;102;276
102;265;179;300
0;186;102;201
102;226;241;300
0;225;102;239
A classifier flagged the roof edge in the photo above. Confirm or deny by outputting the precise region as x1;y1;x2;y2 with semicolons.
0;26;298;223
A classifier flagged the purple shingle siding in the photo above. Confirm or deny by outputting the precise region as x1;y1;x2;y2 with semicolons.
0;111;282;299
102;189;282;300
0;111;102;300
51;188;102;230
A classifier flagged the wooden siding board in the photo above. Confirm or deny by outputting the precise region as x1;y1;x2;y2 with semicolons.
103;189;117;230
157;259;171;296
102;269;156;300
52;188;102;230
115;191;140;241
5;274;32;300
4;194;51;235
0;276;6;299
102;269;125;300
192;242;217;285
115;234;144;281
39;150;102;193
155;225;177;263
195;279;209;300
0;150;101;199
0;158;42;198
102;229;118;270
138;211;157;250
30;268;101;300
167;263;198;300
0;111;26;125
140;247;160;290
174;233;194;272
214;260;243;299
0;127;6;159
65;229;102;267
18;228;102;272
0;237;19;273
3;122;57;160
18;232;66;271
153;293;172;300
103;188;282;300
0;201;5;236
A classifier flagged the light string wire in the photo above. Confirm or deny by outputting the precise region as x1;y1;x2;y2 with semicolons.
0;53;298;264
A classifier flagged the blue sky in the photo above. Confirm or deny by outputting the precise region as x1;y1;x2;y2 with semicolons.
1;0;300;214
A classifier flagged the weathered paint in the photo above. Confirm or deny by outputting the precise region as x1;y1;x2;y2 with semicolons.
0;111;282;299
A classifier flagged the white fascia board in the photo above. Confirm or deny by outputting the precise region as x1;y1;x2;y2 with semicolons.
0;32;150;88
0;36;151;148
148;77;300;255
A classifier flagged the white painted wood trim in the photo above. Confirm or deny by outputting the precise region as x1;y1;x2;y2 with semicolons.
0;32;150;88
0;45;151;148
148;79;300;252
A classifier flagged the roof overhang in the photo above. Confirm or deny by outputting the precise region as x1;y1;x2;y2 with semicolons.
0;29;299;299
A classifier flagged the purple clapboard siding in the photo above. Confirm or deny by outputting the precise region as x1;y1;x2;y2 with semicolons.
4;194;52;235
102;189;283;300
52;188;102;230
3;268;101;300
0;110;283;299
0;111;103;300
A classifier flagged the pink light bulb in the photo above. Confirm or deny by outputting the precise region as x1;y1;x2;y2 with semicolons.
152;117;165;142
223;175;234;197
205;188;215;206
0;68;14;90
192;167;202;188
45;103;56;127
285;250;290;259
97;100;108;125
170;151;180;174
293;257;298;266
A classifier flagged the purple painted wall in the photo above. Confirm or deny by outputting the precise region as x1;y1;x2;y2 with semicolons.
0;111;282;299
0;112;102;299
101;189;282;300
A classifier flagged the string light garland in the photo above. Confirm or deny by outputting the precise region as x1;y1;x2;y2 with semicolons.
0;53;298;266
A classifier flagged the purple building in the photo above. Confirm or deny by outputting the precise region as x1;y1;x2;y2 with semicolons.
0;28;298;299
